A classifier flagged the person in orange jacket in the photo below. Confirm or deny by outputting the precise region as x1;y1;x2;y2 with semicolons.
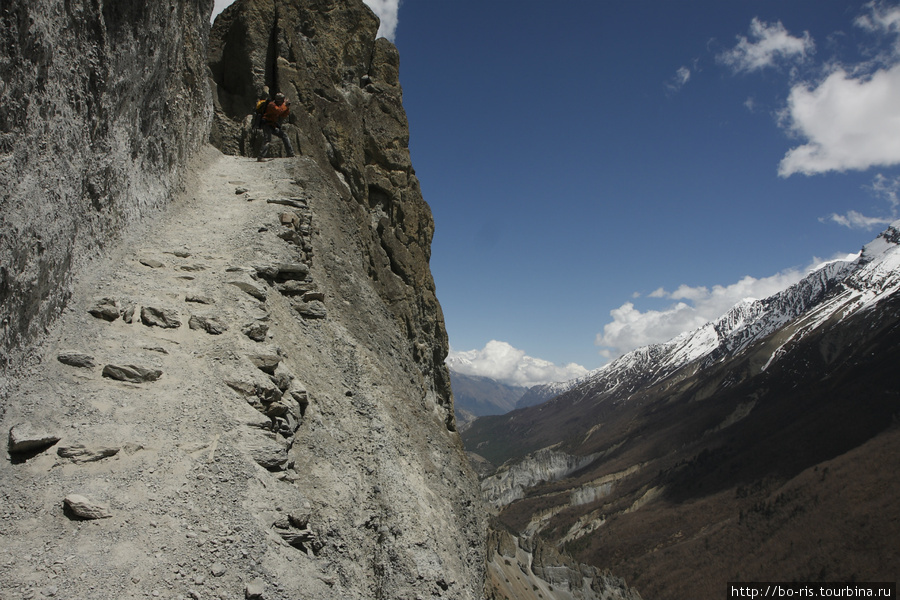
258;92;296;161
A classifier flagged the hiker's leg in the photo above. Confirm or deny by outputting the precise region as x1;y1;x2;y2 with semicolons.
259;125;274;159
277;128;295;157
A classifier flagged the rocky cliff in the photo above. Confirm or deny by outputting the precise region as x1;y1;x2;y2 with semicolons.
0;0;213;369
207;0;455;431
1;1;485;599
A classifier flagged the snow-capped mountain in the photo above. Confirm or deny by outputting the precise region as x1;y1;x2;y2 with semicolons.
517;220;899;414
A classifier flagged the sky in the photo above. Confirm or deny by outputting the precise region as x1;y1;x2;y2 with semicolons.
212;1;900;387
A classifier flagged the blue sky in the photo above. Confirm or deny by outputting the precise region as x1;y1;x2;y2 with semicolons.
213;1;900;387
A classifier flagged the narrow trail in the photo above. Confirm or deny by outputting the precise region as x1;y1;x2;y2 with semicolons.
0;149;321;599
1;146;483;600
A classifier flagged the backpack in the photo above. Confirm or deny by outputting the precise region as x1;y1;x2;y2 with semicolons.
253;99;270;128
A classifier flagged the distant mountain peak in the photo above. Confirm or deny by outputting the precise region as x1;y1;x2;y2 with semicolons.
518;223;899;412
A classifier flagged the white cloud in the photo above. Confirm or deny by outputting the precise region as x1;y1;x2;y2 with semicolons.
362;0;401;41
823;210;895;229
446;340;589;388
778;64;900;176
666;66;692;93
870;173;900;208
822;173;900;229
596;264;825;358
775;4;900;176
855;2;900;50
718;18;814;74
210;0;401;41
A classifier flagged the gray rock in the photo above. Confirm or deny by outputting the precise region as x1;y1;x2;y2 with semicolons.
225;379;257;397
139;258;165;268
57;444;119;463
264;402;290;418
63;494;111;519
102;364;163;384
276;280;316;296
88;298;121;322
279;212;300;228
266;198;307;209
293;300;326;320
245;578;265;599
57;352;96;369
249;354;281;375
180;264;206;272
245;435;288;471
141;306;181;329
185;295;215;305
242;322;269;342
228;280;267;301
275;527;315;549
210;562;227;577
274;263;309;281
189;315;228;335
8;423;61;454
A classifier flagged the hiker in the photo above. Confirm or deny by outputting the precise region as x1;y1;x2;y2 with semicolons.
257;92;296;161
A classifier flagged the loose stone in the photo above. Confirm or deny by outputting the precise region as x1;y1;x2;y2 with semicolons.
57;352;96;369
8;423;61;454
63;494;111;519
102;364;163;383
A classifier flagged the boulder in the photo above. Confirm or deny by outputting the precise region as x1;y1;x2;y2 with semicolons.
228;280;267;301
57;352;96;369
57;444;119;463
245;578;265;599
249;354;281;375
242;322;269;342
102;364;163;384
63;494;111;520
189;315;228;335
88;298;121;322
293;300;326;320
139;258;165;269
140;306;181;329
8;423;61;454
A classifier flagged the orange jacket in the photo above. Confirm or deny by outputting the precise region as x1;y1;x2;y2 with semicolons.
263;100;290;125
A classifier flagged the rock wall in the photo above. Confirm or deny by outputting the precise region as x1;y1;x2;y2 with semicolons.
0;0;214;369
482;448;602;509
207;0;456;430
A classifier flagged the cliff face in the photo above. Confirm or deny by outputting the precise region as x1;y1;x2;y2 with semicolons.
207;0;455;430
0;0;213;368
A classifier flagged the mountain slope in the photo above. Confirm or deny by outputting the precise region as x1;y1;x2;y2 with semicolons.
449;369;527;424
463;222;900;599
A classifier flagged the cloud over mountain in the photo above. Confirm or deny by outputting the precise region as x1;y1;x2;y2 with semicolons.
447;341;588;388
594;258;855;359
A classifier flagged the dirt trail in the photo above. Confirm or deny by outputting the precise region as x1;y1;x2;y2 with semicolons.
0;149;346;600
1;145;485;600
